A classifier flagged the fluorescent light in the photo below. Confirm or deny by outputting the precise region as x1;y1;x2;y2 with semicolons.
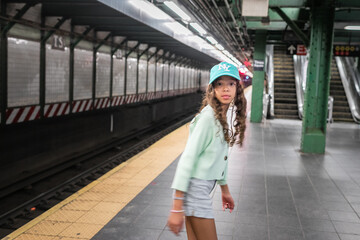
164;1;191;21
164;22;192;35
215;44;224;51
129;0;170;20
190;23;207;35
344;25;360;30
206;36;218;45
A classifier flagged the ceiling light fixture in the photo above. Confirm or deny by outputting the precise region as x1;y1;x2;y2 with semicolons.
190;23;207;35
164;1;191;22
344;25;360;30
129;0;170;20
206;36;218;45
215;44;224;51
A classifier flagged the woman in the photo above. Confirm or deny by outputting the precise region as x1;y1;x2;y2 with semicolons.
167;62;247;239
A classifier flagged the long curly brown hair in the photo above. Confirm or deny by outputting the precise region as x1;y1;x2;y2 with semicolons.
199;79;247;146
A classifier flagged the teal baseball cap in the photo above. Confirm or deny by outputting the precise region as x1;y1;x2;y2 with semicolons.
209;62;241;84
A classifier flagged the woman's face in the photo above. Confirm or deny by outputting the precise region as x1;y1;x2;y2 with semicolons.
214;76;237;105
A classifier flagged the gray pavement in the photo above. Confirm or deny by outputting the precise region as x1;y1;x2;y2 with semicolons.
92;119;360;240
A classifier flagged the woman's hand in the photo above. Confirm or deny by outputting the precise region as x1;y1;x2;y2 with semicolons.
222;192;235;212
220;184;234;213
168;190;185;235
167;211;184;235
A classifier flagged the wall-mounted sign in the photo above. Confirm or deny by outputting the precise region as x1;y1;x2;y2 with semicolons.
51;35;65;51
253;60;264;71
333;45;360;57
287;44;307;55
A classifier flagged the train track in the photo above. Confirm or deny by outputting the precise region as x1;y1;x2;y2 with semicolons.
0;112;195;238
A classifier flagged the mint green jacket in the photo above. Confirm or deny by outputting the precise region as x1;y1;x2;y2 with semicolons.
171;105;229;192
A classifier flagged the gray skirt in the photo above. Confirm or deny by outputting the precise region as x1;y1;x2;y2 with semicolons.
183;178;216;219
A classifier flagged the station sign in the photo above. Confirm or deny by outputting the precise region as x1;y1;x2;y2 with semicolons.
287;44;307;55
253;59;264;71
51;34;65;51
333;45;360;57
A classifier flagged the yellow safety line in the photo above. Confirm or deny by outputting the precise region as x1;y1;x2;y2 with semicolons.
3;160;130;240
4;123;189;240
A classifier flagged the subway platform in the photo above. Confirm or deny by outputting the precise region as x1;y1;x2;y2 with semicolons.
5;112;360;239
92;119;360;240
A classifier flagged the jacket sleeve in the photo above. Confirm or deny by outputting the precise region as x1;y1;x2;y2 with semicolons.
171;113;214;192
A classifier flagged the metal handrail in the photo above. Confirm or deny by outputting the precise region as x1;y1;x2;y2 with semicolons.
265;45;274;118
293;54;308;119
335;57;360;123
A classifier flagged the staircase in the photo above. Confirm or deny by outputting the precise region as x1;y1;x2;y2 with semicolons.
273;46;299;120
330;60;353;122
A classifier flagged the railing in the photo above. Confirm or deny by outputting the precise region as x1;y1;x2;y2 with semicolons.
293;54;308;119
264;45;274;119
335;57;360;123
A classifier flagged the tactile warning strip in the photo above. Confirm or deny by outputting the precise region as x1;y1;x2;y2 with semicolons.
4;124;189;240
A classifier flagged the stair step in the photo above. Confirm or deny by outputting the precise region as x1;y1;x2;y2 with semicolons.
275;88;296;93
330;86;345;91
275;93;297;98
274;98;297;104
274;84;296;89
329;90;346;95
333;117;354;122
333;101;350;107
274;109;298;116
274;114;300;120
274;104;298;110
333;96;348;101
274;61;294;65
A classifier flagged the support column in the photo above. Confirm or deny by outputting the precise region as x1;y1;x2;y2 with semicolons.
40;14;46;118
92;32;97;108
69;24;74;113
250;30;267;123
301;0;335;154
0;1;7;125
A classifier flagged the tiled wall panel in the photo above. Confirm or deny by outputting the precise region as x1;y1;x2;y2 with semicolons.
8;38;40;107
74;48;92;100
96;52;110;98
46;45;69;103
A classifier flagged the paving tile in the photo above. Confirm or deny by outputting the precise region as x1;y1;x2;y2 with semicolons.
61;200;99;211
339;234;360;240
111;227;163;240
300;217;336;232
58;223;103;239
268;215;301;229
13;233;55;240
235;212;268;226
322;201;354;212
232;223;268;240
76;210;115;225
91;201;126;213
328;211;360;223
25;221;71;236
304;230;340;240
45;209;87;223
269;227;304;240
333;221;360;235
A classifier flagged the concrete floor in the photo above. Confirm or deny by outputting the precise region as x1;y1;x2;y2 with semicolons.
92;119;360;240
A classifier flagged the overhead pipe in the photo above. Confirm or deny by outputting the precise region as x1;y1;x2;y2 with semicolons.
183;0;238;54
223;0;245;46
223;0;248;61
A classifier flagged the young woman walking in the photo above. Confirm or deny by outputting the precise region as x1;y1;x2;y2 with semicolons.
167;62;247;239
